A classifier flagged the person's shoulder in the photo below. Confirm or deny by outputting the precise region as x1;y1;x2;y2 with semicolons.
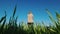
31;14;33;16
27;14;30;16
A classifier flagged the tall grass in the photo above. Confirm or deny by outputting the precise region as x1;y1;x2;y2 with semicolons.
0;6;60;34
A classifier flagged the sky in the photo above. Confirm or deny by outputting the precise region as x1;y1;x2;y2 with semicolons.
0;0;60;25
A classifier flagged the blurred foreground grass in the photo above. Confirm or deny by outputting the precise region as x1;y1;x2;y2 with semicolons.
0;6;60;34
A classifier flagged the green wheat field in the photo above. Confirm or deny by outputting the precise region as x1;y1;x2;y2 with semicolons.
0;5;60;34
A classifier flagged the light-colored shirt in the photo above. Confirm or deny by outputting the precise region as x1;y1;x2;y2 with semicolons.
28;13;33;23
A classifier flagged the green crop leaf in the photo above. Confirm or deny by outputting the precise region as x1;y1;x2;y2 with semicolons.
13;5;17;17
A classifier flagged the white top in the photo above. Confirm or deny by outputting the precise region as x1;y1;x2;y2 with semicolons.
28;13;33;23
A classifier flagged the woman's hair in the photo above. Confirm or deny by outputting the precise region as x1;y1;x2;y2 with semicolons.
28;10;32;14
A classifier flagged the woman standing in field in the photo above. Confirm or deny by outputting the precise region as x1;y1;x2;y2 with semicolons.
28;11;33;25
